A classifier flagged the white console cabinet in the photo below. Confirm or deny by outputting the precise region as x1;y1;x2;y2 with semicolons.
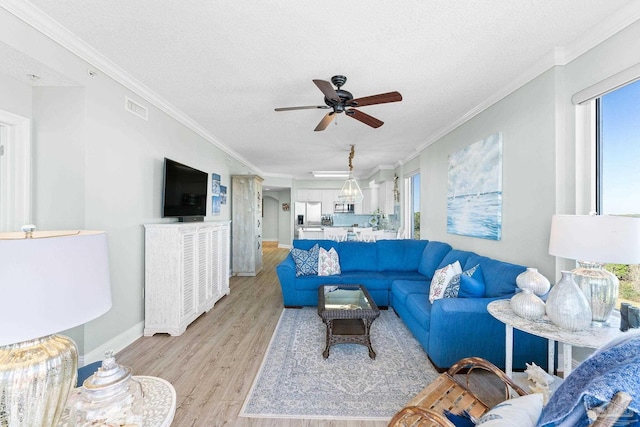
144;221;231;336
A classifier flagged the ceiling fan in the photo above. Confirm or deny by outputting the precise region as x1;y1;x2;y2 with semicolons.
274;75;402;131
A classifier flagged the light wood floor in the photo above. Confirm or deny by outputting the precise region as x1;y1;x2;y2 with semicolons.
117;242;505;426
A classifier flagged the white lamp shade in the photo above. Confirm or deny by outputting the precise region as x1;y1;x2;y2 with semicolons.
549;215;640;264
0;230;112;346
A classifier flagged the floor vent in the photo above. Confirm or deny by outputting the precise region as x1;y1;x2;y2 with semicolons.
125;97;148;120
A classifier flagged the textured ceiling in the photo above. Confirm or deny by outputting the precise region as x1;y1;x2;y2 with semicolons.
17;0;640;179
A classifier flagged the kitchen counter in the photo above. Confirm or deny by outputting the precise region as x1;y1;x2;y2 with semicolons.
297;226;398;240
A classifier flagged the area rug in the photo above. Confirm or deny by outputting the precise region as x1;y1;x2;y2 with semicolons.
239;307;438;421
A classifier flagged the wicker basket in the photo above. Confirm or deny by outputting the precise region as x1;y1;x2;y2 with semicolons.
389;357;528;426
389;357;632;427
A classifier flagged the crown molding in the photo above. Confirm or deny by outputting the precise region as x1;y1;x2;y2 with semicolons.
559;1;640;65
413;5;640;155
1;0;264;176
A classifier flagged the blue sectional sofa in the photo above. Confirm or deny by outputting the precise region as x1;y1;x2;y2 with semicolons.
276;239;548;371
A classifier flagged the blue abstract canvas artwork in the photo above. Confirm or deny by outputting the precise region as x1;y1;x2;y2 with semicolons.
447;133;503;240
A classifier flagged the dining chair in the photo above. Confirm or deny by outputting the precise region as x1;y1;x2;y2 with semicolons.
324;228;348;242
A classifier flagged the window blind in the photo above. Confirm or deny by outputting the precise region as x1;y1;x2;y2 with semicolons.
572;62;640;105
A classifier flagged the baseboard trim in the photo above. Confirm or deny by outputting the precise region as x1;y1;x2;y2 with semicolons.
78;320;144;366
278;243;291;249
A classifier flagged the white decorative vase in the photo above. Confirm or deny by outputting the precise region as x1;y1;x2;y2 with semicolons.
545;271;592;331
510;289;546;320
516;268;551;296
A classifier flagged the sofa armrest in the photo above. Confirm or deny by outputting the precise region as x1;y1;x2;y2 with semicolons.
276;254;299;307
432;296;505;316
428;296;508;369
428;295;547;370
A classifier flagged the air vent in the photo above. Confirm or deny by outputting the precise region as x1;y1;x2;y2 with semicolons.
125;97;148;120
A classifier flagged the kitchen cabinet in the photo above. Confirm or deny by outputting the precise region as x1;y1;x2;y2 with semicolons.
378;181;395;215
297;189;322;202
321;189;339;214
232;175;263;276
361;187;378;214
143;221;231;336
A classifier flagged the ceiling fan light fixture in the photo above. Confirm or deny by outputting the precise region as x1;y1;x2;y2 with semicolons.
337;145;364;203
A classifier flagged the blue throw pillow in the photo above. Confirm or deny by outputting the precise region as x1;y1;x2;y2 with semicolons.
443;264;479;299
459;264;486;298
444;410;476;427
291;244;319;277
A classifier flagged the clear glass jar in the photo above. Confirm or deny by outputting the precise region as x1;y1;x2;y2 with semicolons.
70;352;143;426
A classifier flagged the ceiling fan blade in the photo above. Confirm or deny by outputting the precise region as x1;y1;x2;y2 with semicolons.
346;109;384;128
314;112;335;131
313;79;341;103
348;91;403;108
275;105;330;111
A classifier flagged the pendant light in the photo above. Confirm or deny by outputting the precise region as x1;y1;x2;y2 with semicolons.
338;145;364;203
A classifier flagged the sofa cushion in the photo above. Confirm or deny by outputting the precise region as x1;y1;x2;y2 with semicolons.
406;293;433;330
429;261;462;303
458;264;486;298
443;264;479;298
318;247;341;276
437;249;475;270
376;239;429;272
291;244;319;277
391;279;430;306
294;274;342;290
418;241;452;279
336;241;378;272
293;239;337;251
339;271;388;288
464;255;525;298
380;271;427;282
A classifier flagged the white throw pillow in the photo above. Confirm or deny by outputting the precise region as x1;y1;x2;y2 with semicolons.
428;261;462;303
318;247;341;276
476;393;543;426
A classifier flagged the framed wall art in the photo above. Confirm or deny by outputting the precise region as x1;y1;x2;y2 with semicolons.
447;132;503;240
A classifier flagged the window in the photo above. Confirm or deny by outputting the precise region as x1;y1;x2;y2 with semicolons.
403;173;420;239
596;79;640;306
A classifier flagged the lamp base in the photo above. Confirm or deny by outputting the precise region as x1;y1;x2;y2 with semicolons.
573;261;620;326
0;334;78;426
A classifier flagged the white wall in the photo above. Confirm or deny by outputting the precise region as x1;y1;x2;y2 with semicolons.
262;195;279;241
421;69;557;278
0;8;234;359
419;18;640;283
0;74;31;117
32;87;86;229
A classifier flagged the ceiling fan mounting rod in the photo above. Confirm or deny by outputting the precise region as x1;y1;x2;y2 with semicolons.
331;75;347;89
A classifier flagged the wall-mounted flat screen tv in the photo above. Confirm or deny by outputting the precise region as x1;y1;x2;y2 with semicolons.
162;158;207;220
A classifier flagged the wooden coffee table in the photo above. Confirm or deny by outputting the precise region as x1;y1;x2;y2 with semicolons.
317;284;380;359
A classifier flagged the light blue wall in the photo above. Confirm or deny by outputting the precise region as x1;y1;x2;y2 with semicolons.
421;69;557;278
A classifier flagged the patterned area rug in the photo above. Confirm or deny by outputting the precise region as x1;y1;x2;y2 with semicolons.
239;307;438;421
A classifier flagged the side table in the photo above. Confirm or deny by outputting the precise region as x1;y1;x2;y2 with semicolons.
488;300;623;380
58;375;177;427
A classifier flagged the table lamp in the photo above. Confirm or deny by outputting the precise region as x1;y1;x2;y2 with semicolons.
548;214;640;325
0;227;112;426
